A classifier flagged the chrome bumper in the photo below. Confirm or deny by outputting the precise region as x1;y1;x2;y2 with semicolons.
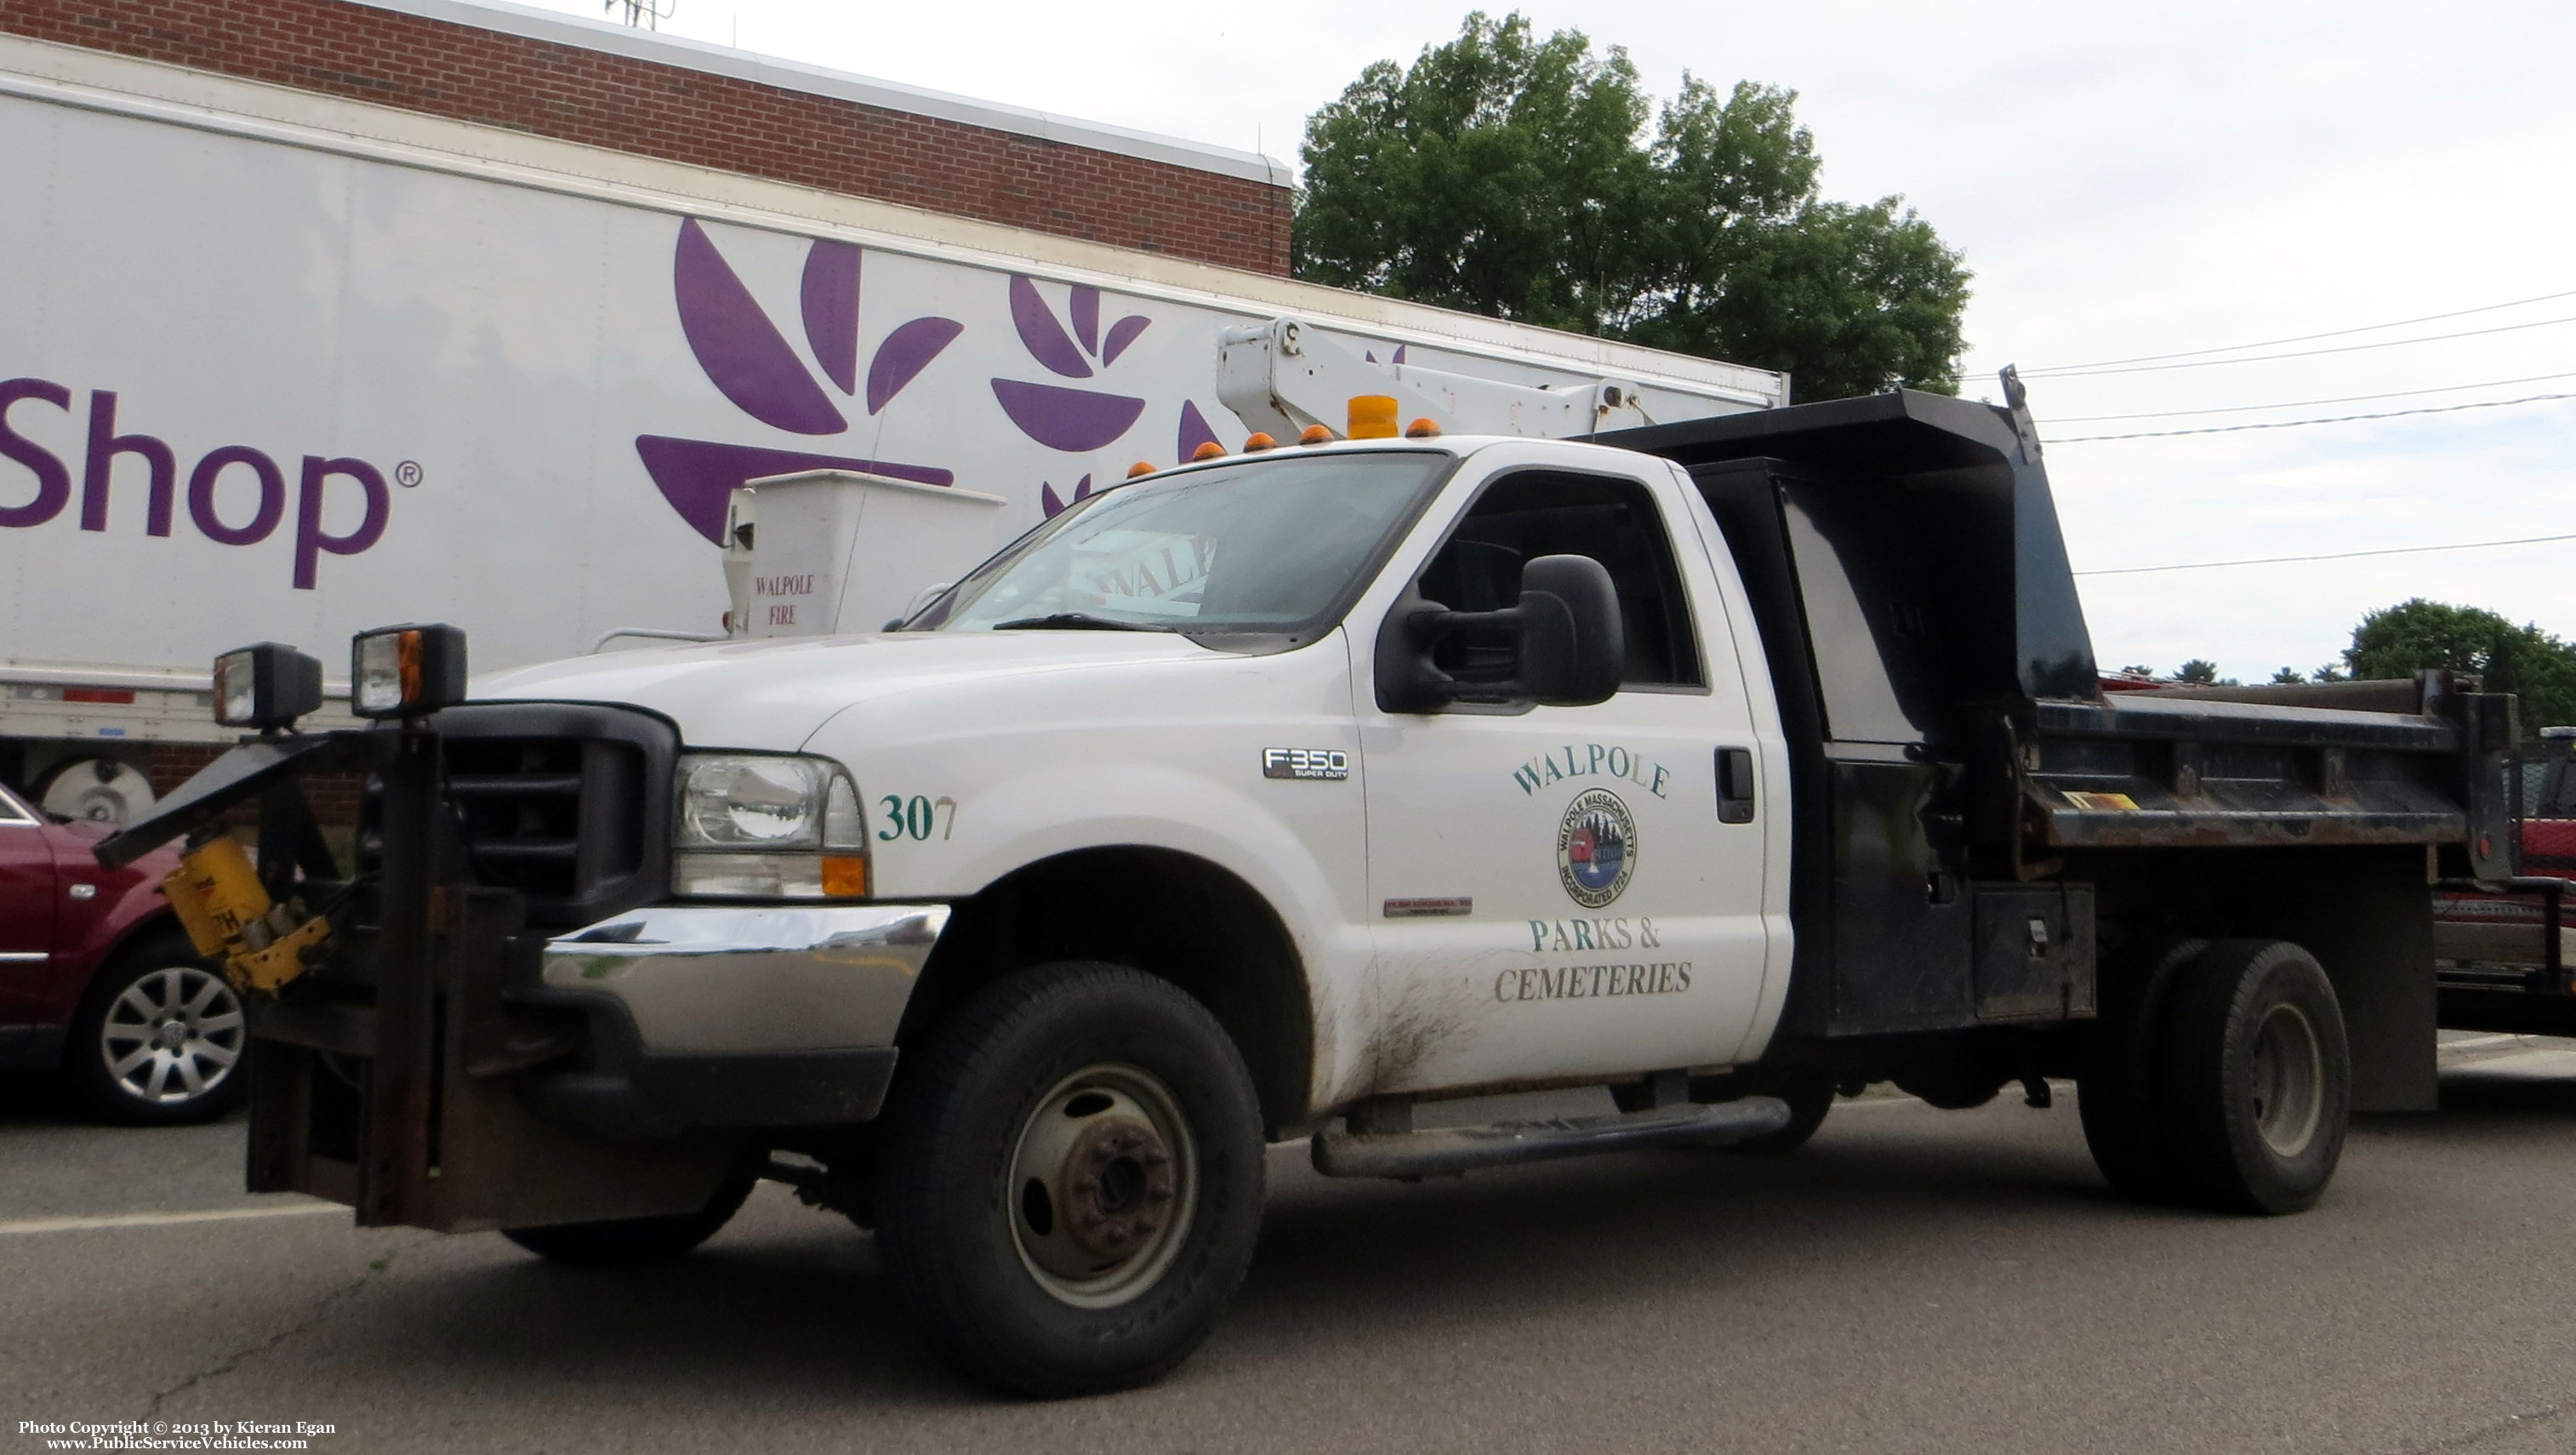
541;903;948;1056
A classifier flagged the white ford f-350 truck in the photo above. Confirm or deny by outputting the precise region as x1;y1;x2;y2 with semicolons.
102;385;2514;1396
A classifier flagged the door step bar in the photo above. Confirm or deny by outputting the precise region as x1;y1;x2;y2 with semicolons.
1310;1096;1791;1179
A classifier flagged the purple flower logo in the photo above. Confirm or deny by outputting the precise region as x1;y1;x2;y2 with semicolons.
1040;473;1095;517
991;278;1151;454
637;219;964;543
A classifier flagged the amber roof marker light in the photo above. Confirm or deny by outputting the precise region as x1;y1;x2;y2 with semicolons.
1297;425;1336;445
1348;395;1399;439
1405;417;1442;439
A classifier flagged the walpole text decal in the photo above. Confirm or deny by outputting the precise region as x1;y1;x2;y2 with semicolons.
1513;742;1673;799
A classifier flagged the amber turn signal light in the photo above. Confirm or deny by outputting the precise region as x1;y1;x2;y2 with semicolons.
821;855;870;899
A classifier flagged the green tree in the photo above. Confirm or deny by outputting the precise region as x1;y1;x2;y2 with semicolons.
1294;13;1970;401
2345;598;2576;729
2174;659;2221;684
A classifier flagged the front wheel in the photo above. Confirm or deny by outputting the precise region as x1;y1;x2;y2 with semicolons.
2157;939;2351;1215
875;962;1265;1397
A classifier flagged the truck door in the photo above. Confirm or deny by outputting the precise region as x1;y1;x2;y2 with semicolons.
1356;458;1774;1093
0;785;57;1029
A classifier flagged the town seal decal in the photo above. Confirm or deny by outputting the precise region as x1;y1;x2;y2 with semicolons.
1556;788;1638;909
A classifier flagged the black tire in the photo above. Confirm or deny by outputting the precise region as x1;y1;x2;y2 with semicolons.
2077;937;2207;1202
502;1173;757;1265
66;935;250;1127
2157;939;2351;1215
875;962;1265;1398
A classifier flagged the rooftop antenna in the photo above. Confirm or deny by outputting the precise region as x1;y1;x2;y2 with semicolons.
605;0;675;28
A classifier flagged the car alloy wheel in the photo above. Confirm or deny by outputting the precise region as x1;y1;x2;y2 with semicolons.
99;965;245;1107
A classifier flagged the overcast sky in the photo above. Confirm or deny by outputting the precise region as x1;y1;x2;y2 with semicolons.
533;0;2575;682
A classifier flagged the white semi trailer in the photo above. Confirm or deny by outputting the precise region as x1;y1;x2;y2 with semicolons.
0;33;1783;821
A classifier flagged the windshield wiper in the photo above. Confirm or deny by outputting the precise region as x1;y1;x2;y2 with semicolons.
991;612;1172;632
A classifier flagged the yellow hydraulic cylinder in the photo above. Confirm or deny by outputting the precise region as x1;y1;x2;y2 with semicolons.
162;836;268;959
160;836;331;993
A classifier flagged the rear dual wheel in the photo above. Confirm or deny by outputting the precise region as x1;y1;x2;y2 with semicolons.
2077;938;2350;1215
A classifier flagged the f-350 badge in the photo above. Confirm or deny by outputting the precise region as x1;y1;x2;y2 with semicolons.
1556;788;1637;909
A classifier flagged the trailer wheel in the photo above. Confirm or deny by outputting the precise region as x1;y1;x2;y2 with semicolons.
500;1173;756;1265
2077;938;2207;1202
874;962;1264;1398
2157;939;2351;1215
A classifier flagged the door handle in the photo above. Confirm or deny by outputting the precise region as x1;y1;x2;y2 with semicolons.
1716;747;1757;824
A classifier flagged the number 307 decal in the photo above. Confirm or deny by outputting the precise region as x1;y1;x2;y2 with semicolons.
877;794;958;842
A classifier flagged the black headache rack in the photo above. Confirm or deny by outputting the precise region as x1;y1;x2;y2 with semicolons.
94;704;743;1234
1599;390;2516;1048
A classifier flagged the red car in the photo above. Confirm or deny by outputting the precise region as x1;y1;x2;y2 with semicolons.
0;777;242;1123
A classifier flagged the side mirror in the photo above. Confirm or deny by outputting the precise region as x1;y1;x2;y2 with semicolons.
1376;553;1624;712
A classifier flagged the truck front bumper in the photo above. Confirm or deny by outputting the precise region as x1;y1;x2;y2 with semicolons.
523;902;949;1138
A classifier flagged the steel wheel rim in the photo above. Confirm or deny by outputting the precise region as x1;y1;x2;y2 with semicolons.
2248;1001;2324;1157
100;966;244;1105
1006;1062;1197;1310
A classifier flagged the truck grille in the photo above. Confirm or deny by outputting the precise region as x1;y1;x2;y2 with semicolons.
359;703;675;928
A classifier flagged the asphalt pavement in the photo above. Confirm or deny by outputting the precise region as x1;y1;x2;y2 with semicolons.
4;1040;2574;1455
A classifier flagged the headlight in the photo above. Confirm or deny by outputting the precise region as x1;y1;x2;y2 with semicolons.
672;752;869;899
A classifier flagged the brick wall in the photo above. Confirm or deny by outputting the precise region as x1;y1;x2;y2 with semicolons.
3;0;1291;274
146;744;359;829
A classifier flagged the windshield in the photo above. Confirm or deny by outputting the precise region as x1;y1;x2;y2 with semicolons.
915;452;1451;640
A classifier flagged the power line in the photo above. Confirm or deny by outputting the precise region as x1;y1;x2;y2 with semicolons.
2003;287;2576;374
2048;391;2576;442
2075;533;2576;577
2046;368;2576;423
2021;313;2576;379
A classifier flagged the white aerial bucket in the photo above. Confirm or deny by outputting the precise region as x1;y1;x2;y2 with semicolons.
725;470;1006;638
